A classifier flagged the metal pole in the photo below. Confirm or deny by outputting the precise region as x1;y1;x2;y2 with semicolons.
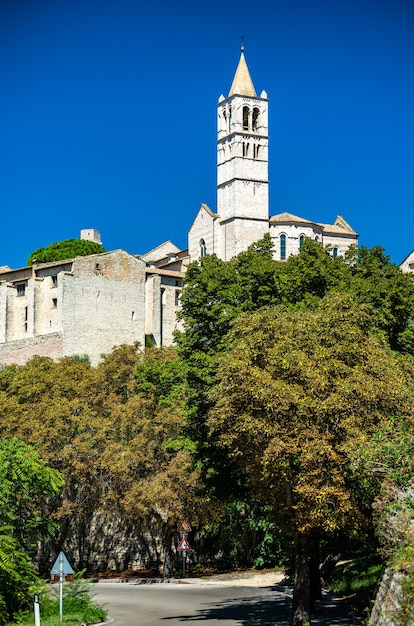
59;553;64;622
182;551;186;577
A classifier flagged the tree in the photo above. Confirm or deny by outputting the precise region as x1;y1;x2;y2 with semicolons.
0;346;205;574
100;346;204;575
347;246;414;352
0;439;63;624
207;294;414;625
177;237;414;571
27;238;106;265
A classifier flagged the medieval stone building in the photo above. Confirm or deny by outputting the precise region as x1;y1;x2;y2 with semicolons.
0;49;361;366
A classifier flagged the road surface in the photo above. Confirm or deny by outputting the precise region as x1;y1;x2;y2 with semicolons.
91;575;358;625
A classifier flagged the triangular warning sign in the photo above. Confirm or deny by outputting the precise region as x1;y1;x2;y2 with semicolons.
50;551;74;576
177;537;191;551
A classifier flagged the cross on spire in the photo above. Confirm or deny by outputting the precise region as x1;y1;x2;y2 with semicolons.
240;34;245;52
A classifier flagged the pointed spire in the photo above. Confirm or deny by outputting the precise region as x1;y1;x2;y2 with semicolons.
228;49;257;98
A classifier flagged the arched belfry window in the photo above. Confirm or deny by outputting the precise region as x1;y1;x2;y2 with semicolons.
243;106;250;131
299;234;305;249
228;106;232;133
280;234;287;260
252;108;259;132
200;239;207;258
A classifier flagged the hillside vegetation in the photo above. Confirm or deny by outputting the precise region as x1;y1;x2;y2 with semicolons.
1;237;414;626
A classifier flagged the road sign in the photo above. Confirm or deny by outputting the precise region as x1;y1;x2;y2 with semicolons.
50;551;74;577
177;537;191;551
178;521;192;532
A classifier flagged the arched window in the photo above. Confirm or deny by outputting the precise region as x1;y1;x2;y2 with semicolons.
280;234;286;260
200;239;207;258
332;246;338;259
299;234;305;249
243;142;249;157
227;106;232;133
252;107;259;131
243;106;250;131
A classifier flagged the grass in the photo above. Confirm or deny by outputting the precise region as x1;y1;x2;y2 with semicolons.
7;576;107;626
328;555;383;596
325;554;384;623
10;613;104;625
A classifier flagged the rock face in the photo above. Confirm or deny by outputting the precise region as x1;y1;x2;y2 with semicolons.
368;567;411;626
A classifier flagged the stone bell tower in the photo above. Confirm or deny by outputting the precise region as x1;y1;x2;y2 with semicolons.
216;46;269;260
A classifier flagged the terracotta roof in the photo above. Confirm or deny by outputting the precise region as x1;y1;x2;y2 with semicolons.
228;53;257;97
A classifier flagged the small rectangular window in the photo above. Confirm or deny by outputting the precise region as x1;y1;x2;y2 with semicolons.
51;275;58;287
175;290;180;307
52;298;57;308
16;282;27;297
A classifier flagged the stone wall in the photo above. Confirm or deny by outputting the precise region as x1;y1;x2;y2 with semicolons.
368;567;410;626
62;251;146;365
0;332;63;365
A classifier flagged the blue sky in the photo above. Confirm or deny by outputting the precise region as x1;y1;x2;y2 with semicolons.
1;0;413;269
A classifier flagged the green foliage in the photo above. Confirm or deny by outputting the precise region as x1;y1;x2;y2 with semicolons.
328;554;383;595
0;527;38;625
0;439;63;544
176;237;414;585
394;540;414;626
8;573;106;626
0;440;63;625
209;293;414;536
27;238;105;265
0;346;206;573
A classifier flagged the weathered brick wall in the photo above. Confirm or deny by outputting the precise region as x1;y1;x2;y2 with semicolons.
62;251;146;365
0;332;63;365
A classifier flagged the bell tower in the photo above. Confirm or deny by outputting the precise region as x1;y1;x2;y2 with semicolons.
217;47;269;260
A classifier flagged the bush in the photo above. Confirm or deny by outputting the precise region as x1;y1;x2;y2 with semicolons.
27;239;106;265
8;573;106;626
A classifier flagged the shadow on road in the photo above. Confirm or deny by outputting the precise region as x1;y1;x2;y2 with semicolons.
162;583;357;625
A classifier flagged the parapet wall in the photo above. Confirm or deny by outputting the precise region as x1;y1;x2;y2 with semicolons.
0;332;63;366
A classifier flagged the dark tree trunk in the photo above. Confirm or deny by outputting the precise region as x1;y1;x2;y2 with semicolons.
162;525;174;578
292;531;312;626
309;534;322;607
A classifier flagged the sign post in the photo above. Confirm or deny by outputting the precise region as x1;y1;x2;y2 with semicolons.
59;553;64;622
50;551;74;623
177;521;192;577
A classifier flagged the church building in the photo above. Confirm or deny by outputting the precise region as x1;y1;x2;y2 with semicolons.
0;49;360;366
188;47;358;264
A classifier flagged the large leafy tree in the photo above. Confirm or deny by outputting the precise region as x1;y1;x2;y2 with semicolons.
176;237;414;571
208;294;414;625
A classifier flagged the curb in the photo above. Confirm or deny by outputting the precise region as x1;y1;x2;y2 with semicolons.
90;577;172;584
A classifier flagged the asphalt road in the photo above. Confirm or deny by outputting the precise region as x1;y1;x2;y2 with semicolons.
91;580;358;625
